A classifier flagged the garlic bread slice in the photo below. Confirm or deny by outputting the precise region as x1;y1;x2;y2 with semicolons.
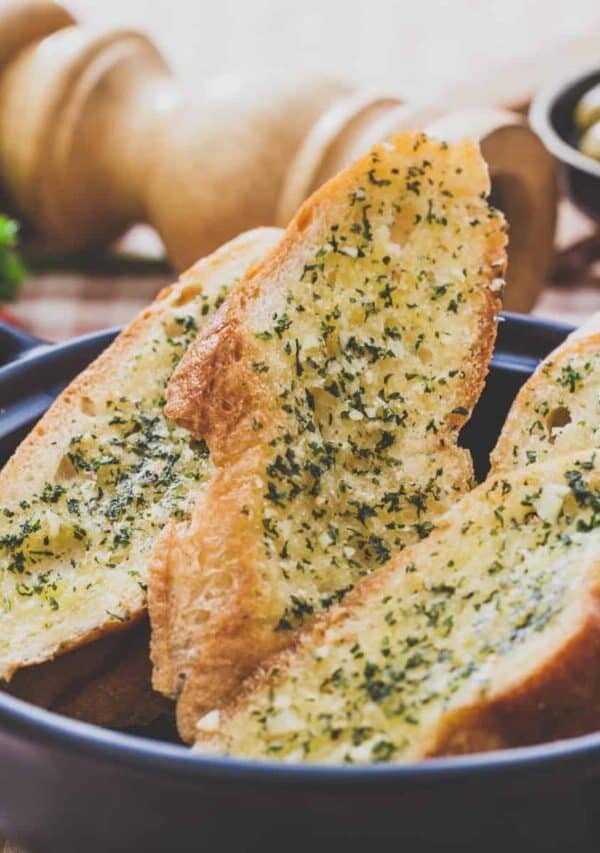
492;314;600;473
0;228;281;680
154;132;506;740
196;450;600;762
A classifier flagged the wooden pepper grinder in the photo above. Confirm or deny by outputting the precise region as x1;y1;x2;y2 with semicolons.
0;0;556;311
0;0;351;270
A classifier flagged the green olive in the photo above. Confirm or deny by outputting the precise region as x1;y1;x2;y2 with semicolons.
574;82;600;131
579;119;600;161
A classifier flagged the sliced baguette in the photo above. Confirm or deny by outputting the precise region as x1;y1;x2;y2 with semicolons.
195;449;600;762
0;227;282;682
491;313;600;473
152;132;507;741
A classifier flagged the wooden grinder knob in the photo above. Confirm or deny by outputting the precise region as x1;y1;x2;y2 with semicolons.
0;0;350;269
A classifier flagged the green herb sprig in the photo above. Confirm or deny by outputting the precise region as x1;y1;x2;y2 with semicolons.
0;215;26;301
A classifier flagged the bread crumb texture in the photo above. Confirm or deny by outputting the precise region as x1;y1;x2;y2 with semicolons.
0;229;281;679
197;450;600;763
158;132;506;739
492;331;600;472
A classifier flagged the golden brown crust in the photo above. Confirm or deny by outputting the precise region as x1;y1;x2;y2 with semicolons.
155;133;506;743
149;446;289;741
427;592;600;755
146;524;177;699
165;319;277;465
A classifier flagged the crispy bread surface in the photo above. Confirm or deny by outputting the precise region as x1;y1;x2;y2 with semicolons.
0;228;281;681
153;133;506;741
195;316;600;763
492;315;600;472
195;450;600;762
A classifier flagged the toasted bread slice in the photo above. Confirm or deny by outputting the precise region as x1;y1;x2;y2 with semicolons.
0;228;282;681
491;313;600;473
5;619;168;729
195;449;600;762
152;132;506;741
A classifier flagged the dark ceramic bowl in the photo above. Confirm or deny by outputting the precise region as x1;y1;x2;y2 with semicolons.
5;314;600;853
530;65;600;220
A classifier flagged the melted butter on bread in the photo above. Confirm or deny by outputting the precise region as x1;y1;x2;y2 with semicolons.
0;229;281;679
492;321;600;472
196;450;600;762
155;132;506;741
195;315;600;764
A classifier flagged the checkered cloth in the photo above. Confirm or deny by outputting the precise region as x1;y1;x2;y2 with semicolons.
7;226;172;343
11;270;171;343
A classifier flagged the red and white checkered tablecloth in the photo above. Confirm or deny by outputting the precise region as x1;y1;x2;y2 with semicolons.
7;226;172;342
11;269;171;342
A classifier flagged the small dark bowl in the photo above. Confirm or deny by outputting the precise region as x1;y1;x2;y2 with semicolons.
7;314;600;853
530;65;600;220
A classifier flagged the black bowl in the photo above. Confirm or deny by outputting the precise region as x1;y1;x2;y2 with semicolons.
530;65;600;220
5;314;600;853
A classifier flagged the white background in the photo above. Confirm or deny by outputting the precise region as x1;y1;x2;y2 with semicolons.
68;0;600;103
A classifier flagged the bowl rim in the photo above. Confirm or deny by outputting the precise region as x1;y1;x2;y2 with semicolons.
530;63;600;179
2;686;600;785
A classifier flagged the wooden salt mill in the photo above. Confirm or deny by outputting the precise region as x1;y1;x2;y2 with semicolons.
0;0;557;311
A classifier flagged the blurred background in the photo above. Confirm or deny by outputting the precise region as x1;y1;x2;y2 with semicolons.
1;0;600;340
69;0;598;103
